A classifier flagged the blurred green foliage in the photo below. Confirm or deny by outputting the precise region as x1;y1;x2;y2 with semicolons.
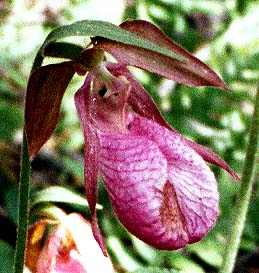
0;0;259;272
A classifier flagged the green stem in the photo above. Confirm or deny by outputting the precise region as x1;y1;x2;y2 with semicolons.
220;82;259;273
14;130;31;273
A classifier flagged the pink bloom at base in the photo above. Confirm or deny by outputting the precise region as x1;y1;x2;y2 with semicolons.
26;213;114;273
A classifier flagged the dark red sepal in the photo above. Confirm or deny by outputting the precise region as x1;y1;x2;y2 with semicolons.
25;62;75;160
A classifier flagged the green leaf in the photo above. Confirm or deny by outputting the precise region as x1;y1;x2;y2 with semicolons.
131;268;179;273
0;98;22;140
187;236;224;267
107;236;142;272
0;240;14;273
170;255;205;273
31;185;102;210
44;42;84;60
32;20;185;70
130;236;158;264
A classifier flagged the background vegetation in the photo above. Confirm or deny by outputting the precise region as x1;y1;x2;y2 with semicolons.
0;0;258;272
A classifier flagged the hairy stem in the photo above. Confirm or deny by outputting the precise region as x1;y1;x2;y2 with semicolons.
14;131;31;273
220;82;259;273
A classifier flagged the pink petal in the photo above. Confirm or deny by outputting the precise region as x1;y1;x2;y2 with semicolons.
74;74;107;255
36;214;114;273
97;113;218;249
37;226;87;273
128;114;219;239
75;73;98;215
98;132;173;248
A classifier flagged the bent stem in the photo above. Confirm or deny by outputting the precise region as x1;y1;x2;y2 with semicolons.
14;130;31;273
220;82;259;273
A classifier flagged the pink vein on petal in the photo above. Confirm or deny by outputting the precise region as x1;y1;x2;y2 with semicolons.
97;132;190;249
122;113;219;248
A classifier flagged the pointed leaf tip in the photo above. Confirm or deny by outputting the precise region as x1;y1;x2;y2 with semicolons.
25;62;75;160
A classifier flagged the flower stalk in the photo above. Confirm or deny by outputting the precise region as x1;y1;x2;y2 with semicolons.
220;81;259;273
14;130;31;273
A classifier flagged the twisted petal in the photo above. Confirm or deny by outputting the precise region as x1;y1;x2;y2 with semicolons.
74;74;107;255
97;113;218;250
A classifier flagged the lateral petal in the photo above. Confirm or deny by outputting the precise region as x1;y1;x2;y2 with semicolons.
74;74;107;255
183;139;240;181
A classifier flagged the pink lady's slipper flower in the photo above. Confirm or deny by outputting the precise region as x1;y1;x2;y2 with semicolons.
26;213;114;273
74;61;239;252
25;20;239;254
